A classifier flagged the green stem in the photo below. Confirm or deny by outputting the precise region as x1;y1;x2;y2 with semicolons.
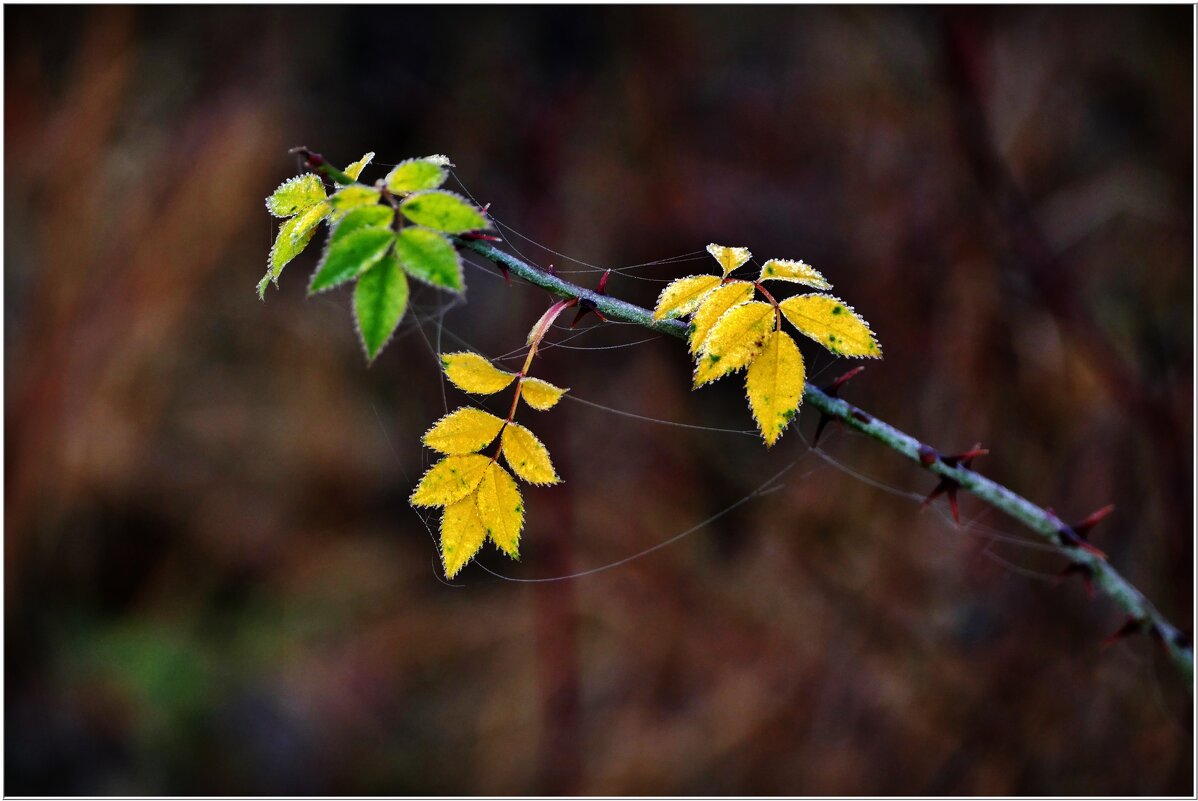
458;237;1193;688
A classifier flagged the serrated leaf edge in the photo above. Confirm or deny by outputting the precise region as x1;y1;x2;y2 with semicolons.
758;258;832;290
420;406;505;454
395;226;466;293
779;292;883;359
653;274;722;321
399;189;492;232
265;173;326;218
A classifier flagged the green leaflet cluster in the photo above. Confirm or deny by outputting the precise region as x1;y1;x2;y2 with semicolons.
260;152;493;361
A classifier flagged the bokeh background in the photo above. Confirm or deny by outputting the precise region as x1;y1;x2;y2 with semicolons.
5;5;1193;795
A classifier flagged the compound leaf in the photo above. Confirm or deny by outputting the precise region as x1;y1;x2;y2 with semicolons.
410;454;491;508
422;407;505;455
693;301;775;387
520;377;567;411
501;424;559;485
400;190;489;234
706;243;752;276
309;227;394;294
475;463;524;558
653;275;722;321
779;293;882;358
344;152;375;181
759;258;831;290
353;254;409;361
689;280;754;354
266;173;326;217
329;185;381;216
386;157;449;194
441;352;516;395
440;495;488;579
394;227;463;291
745;330;806;447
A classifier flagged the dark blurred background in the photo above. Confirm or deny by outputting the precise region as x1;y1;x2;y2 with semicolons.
4;5;1193;795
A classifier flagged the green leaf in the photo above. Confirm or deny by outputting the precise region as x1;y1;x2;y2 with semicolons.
386;158;448;194
329;186;381;216
344;152;375;181
267;213;318;284
332;205;394;242
265;173;326;217
400;190;489;234
393;227;463;291
354;254;409;361
309;227;395;294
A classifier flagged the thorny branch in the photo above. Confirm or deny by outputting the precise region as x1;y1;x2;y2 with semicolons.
458;237;1194;688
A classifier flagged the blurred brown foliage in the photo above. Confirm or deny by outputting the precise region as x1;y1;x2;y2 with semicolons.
4;5;1192;795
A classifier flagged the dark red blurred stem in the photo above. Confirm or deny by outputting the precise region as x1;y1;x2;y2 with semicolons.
939;10;1191;617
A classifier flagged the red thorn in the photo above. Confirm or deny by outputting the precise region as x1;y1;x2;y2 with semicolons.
1056;563;1095;599
1073;504;1115;538
918;445;938;466
459;231;503;242
568;272;613;328
1102;616;1145;647
922;477;960;523
921;478;961;524
1057;527;1107;559
824;365;865;397
943;443;987;468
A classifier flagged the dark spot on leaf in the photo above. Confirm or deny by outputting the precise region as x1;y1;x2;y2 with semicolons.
708;354;721;364
832;305;843;315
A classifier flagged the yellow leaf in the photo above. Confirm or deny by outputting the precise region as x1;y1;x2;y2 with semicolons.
501;424;559;485
520;377;568;411
422;407;505;455
440;495;488;578
759;258;831;290
706;243;752;276
440;352;517;394
689;280;754;355
410;454;491;507
779;294;882;358
745;330;806;447
345;152;375;181
693;301;775;387
475;463;524;558
653;275;722;321
290;199;332;242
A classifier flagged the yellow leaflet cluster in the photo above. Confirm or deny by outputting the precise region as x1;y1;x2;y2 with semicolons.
411;352;568;578
653;243;881;446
